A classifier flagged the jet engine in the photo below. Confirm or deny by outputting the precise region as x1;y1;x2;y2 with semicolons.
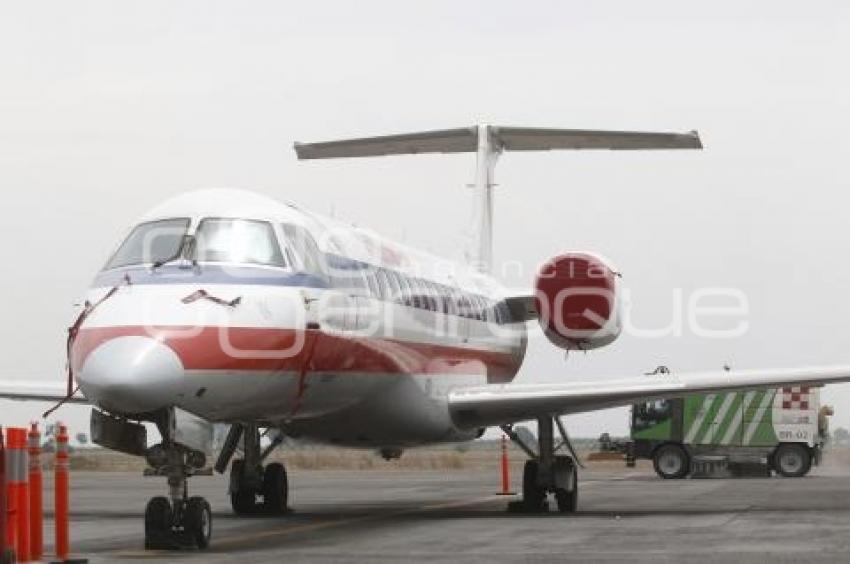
534;252;622;351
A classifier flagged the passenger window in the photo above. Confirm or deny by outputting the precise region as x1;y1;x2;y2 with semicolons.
348;267;368;296
396;274;412;306
411;278;424;309
475;296;486;321
458;294;473;319
495;301;511;325
375;269;391;301
434;284;447;314
447;288;460;316
417;279;434;311
482;298;493;322
425;281;439;312
470;295;480;321
385;270;403;303
363;266;380;298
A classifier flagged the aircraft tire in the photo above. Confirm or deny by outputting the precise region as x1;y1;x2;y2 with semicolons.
554;457;578;513
144;496;172;549
262;462;289;514
230;459;260;515
522;460;546;511
554;486;577;513
185;496;213;549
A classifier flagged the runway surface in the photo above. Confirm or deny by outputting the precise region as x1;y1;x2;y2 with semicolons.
36;464;850;563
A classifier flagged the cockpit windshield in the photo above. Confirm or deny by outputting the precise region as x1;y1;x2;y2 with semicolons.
194;218;286;267
105;218;190;269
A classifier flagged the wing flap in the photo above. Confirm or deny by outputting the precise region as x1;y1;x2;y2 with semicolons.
448;365;850;429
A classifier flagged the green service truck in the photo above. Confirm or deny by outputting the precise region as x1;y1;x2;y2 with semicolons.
628;386;830;479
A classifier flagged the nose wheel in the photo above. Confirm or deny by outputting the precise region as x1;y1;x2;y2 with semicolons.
143;408;214;550
145;495;212;550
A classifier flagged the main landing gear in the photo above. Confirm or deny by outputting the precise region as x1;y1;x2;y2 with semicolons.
143;409;213;550
215;423;290;515
502;416;580;513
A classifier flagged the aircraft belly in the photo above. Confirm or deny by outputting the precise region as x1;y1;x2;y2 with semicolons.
286;372;486;446
177;370;302;421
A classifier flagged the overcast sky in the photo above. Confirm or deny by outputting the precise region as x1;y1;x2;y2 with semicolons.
1;1;849;438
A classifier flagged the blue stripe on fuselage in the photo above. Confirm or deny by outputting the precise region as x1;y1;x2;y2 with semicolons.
93;264;329;289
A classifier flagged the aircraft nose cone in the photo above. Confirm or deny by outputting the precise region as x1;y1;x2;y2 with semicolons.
78;336;184;414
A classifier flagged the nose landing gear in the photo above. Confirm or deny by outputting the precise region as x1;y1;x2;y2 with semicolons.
143;409;213;550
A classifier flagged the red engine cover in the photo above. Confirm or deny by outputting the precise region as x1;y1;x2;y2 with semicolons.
535;253;618;346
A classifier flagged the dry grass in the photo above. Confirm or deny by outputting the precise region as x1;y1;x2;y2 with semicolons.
64;442;850;473
63;441;591;472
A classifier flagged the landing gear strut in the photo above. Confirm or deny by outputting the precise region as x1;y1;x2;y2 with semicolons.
502;416;579;513
218;423;289;515
143;408;213;550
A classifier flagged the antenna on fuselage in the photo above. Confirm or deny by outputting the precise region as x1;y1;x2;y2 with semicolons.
293;125;703;274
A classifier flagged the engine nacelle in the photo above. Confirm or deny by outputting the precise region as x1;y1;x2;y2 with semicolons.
535;252;622;351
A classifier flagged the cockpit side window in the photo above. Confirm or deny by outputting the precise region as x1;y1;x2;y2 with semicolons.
105;218;191;270
194;218;285;267
281;224;326;278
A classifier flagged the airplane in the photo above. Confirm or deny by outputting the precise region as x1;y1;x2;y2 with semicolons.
3;124;850;550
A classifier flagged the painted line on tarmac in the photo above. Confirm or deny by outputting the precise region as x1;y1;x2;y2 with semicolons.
214;494;506;550
109;494;506;558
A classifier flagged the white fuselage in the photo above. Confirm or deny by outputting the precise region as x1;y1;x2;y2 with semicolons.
72;189;527;447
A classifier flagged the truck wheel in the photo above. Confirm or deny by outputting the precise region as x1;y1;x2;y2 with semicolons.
773;443;811;477
653;444;689;479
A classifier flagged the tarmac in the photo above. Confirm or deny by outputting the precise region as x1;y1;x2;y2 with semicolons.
33;463;850;563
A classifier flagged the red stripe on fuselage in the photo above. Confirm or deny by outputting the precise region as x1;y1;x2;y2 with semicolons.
70;326;520;383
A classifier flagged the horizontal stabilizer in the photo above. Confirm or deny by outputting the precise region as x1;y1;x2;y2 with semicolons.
492;126;702;151
295;127;477;159
294;125;702;160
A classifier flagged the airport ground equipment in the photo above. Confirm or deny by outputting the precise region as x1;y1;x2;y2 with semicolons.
27;423;42;561
628;386;829;478
5;428;28;560
496;436;515;495
53;423;88;564
0;427;11;564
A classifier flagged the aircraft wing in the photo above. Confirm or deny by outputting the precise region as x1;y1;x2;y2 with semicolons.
448;365;850;429
0;380;89;404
